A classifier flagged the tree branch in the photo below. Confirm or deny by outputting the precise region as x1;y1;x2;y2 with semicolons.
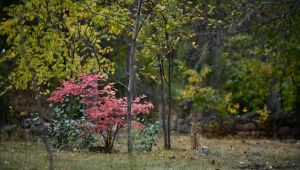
75;1;134;31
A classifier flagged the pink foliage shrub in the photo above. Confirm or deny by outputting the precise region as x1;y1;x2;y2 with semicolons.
48;74;153;152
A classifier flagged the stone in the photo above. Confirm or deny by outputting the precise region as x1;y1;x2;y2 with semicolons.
222;123;232;134
235;112;259;124
237;131;249;137
177;118;184;125
44;122;50;129
177;124;190;133
21;128;32;140
243;122;256;131
235;124;244;131
2;124;18;135
23;118;32;129
278;126;291;136
200;146;209;156
170;115;177;130
258;131;266;136
250;131;258;137
291;128;299;136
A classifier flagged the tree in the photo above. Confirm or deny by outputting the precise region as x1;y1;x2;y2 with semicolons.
48;74;153;153
0;0;127;91
178;0;300;132
137;0;191;149
73;0;146;152
0;0;127;167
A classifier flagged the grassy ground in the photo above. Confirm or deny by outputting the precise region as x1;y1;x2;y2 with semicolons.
1;134;300;170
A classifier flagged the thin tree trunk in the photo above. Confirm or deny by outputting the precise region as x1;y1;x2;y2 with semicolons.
167;53;172;149
158;55;167;148
127;26;134;154
34;82;55;170
161;12;172;150
127;0;143;153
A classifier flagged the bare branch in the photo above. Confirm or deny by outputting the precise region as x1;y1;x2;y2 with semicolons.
89;41;128;89
135;13;151;37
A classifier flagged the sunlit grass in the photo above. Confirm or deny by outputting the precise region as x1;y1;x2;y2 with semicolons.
1;134;299;170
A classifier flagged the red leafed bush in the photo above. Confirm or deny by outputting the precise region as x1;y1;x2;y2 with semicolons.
48;74;153;152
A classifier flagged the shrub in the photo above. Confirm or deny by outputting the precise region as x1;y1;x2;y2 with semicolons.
47;87;95;148
48;107;96;148
48;74;153;152
134;120;159;151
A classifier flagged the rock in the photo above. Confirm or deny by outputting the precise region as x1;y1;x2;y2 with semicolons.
235;124;244;131
237;131;249;137
177;124;190;133
179;99;193;118
170;115;177;130
235;112;259;124
177;118;184;125
251;131;259;137
258;131;266;136
23;118;32;129
2;124;18;135
243;122;256;131
222;123;232;134
44;122;50;129
177;118;191;133
200;146;209;156
21;128;32;140
278;126;291;136
281;139;297;143
291;128;299;136
185;111;204;125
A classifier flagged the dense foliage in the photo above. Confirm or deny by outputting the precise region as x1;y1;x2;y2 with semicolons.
48;74;153;152
0;0;299;146
134;120;159;151
48;102;96;148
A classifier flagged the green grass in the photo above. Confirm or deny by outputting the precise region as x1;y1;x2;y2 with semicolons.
1;134;300;170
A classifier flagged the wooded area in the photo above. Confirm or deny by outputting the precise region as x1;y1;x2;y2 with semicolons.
0;0;299;169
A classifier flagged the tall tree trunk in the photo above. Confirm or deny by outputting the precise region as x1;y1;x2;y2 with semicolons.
127;0;143;153
167;53;172;149
33;78;55;170
158;55;167;148
161;13;172;150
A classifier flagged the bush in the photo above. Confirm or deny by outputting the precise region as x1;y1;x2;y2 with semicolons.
48;103;96;148
48;74;153;152
134;121;159;151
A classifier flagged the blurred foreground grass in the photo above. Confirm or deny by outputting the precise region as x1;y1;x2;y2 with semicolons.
1;134;300;170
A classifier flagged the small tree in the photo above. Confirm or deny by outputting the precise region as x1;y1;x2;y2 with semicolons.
48;74;153;153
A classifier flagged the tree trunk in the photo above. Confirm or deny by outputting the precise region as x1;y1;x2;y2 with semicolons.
158;56;167;148
127;0;143;153
33;77;55;170
104;136;113;153
166;53;172;149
